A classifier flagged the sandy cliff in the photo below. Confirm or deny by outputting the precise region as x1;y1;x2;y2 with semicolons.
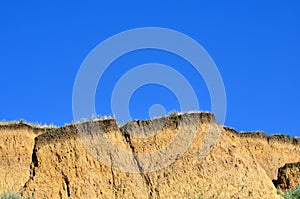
0;113;299;199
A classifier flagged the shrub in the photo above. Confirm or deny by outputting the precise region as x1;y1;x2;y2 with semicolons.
278;183;300;199
0;192;34;199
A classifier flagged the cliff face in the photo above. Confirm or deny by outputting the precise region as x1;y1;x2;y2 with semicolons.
0;124;44;194
0;113;299;199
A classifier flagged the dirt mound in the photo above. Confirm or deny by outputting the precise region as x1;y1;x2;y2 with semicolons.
0;113;300;198
273;162;300;191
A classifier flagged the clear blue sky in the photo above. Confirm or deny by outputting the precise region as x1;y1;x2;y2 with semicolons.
0;1;299;136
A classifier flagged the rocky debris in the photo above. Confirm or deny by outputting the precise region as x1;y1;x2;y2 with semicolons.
273;162;300;191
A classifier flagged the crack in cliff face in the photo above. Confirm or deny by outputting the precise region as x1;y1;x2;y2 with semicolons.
62;174;71;198
122;130;158;198
31;147;38;168
22;137;38;195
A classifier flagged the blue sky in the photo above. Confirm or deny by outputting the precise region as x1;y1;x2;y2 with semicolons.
0;1;299;136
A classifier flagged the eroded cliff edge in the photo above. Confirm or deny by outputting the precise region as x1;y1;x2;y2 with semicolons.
0;112;299;199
